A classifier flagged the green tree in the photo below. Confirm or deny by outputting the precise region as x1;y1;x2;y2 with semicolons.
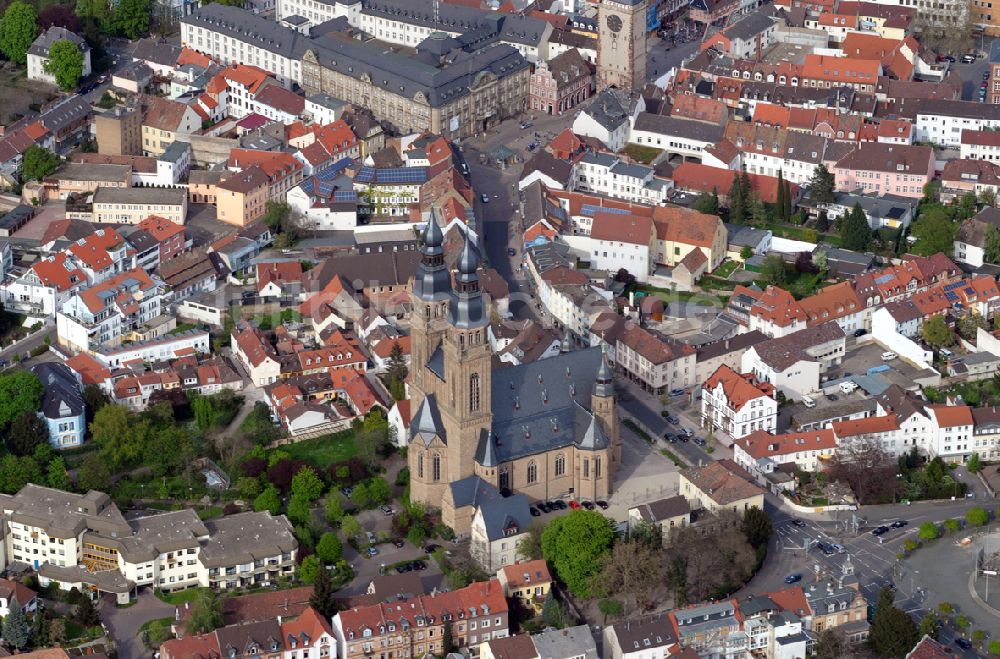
349;482;371;509
6;409;48;456
386;341;408;401
918;521;940;540
112;0;150;38
944;518;961;533
910;206;957;257
291;466;325;502
299;555;321;585
0;455;39;494
46;456;69;490
286;495;311;526
21;144;59;182
340;514;362;542
442;619;454;654
841;203;872;251
77;452;111;492
989;640;1000;655
809;164;836;204
44;39;84;91
186;590;223;635
91;404;141;471
967;506;989;526
316;532;343;563
740;245;753;260
728;172;746;224
870;586;918;657
986;225;1000;264
783;180;793;221
309;565;338;619
958;312;989;340
74;594;99;627
742;506;773;549
918;613;940;641
968;452;982;474
0;1;35;65
597;598;623;623
323;495;344;525
517;521;544;560
921;315;953;348
541;509;614;597
0;371;43;430
956;614;970;629
3;597;29;649
693;189;719;215
760;255;787;286
253;485;281;515
367;477;392;505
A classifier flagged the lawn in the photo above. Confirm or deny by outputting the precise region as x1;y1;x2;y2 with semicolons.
623;143;663;165
155;587;211;606
140;617;174;647
197;506;224;520
280;428;358;467
713;260;740;279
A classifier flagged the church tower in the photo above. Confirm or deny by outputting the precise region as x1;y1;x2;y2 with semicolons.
596;0;648;91
441;239;492;482
409;217;451;410
592;347;621;478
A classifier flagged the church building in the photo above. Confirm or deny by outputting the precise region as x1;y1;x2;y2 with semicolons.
406;218;622;535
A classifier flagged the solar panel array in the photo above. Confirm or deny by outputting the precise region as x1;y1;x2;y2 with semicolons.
874;274;894;285
580;204;631;218
354;166;428;184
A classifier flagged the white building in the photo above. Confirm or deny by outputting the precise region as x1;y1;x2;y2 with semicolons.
27;27;91;87
587;211;655;283
573;152;671;204
741;322;846;400
572;89;643;153
93;330;211;368
914;100;1000;148
733;429;837;487
928;404;975;462
701;364;778;441
629;113;724;163
469;494;531;571
4;253;86;318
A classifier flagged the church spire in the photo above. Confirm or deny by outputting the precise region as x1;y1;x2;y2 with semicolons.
448;236;488;330
413;216;452;302
594;343;614;397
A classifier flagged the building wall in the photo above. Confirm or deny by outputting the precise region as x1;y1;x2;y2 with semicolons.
92;198;187;224
96;108;142;156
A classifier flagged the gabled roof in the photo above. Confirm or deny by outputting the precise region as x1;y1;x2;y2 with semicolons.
704;364;773;409
737;429;836;459
651;206;722;248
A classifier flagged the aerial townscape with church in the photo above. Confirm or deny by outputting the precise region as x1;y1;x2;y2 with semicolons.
0;0;998;655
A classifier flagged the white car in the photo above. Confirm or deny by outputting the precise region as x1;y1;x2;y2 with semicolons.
840;381;858;394
881;351;897;361
802;395;816;408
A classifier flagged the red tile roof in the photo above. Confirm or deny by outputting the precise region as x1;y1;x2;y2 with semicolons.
671;162;799;204
928;405;973;428
737;428;836;459
832;414;900;437
704;365;774;408
652;206;722;248
590;210;653;246
138;215;186;242
31;252;83;291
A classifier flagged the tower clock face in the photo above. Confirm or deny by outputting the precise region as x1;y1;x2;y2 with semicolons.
606;14;623;33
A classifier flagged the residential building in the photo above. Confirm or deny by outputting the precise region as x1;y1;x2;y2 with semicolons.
671;601;743;658
0;579;37;617
928;404;975;462
45;163;131;200
496;560;552;614
679;459;766;514
3;484;296;603
832;143;934;198
627;495;691;546
31;363;85;449
701;364;778;441
90;187;188;225
572;88;643;152
603;614;677;659
573;153;670;205
470;493;531;571
3;252;86;317
629;113;725;162
615;324;697;395
652;206;728;271
700;10;777;59
331;580;509;659
587;211;655;281
141;96;201;157
734;429;837;488
727;285;807;338
27;27;91;86
232;323;282;386
798;281;868;335
741;322;846;400
94;104;143;156
216;166;270;227
530;625;599;659
955;207;1000;267
914;100;1000;147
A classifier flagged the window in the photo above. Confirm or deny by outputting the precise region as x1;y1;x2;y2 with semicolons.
527;461;537;484
418;454;424;479
554;453;565;477
432;453;441;482
470;373;480;412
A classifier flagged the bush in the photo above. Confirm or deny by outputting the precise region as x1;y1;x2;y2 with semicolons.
944;518;962;533
395;467;409;487
988;640;1000;655
903;539;920;553
938;602;954;615
967;507;990;526
956;614;970;629
918;522;940;541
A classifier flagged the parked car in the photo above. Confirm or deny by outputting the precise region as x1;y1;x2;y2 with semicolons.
366;531;377;544
853;328;867;337
366;547;380;557
424;544;441;553
693;437;706;446
955;638;972;650
411;560;427;571
664;432;678;443
840;381;859;394
507;247;517;257
891;520;908;528
396;563;412;573
826;394;839;401
784;573;802;584
529;506;541;517
881;351;897;361
985;71;991;80
962;53;977;63
392;538;405;548
666;414;679;425
552;500;568;510
379;505;394;516
669;388;686;397
582;501;596;510
596;500;609;510
568;500;581;509
681;427;694;438
791;519;806;527
537;502;551;513
802;395;816;408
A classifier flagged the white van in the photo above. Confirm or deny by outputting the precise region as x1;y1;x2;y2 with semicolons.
940;348;953;358
840;381;858;394
802;395;816;408
882;351;898;361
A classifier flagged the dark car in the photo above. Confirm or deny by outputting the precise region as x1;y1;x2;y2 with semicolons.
582;501;596;510
537;502;551;513
340;486;353;497
664;432;678;443
424;544;441;553
891;520;908;528
784;573;802;584
552;500;568;510
396;563;412;574
955;638;973;650
872;525;890;536
854;328;867;337
596;500;609;510
693;437;706;446
826;394;839;401
507;247;517;257
529;506;541;517
392;538;405;548
411;560;427;571
666;414;679;425
791;519;806;527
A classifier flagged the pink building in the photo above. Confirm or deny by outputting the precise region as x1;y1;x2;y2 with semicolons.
530;48;593;116
832;142;934;198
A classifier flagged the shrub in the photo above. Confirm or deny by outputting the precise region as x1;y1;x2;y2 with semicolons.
944;518;962;533
988;640;1000;655
938;602;954;615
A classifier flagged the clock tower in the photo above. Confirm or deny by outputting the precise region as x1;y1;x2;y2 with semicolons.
597;0;648;92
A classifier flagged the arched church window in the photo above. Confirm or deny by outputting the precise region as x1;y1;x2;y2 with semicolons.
527;461;537;484
554;454;566;477
432;453;441;482
418;453;424;479
470;373;481;413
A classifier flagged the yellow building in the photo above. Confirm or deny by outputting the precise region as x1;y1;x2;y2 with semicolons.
91;187;187;225
215;167;269;228
652;206;728;271
496;560;552;613
679;459;765;514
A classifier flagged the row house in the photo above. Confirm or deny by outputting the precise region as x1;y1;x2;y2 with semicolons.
832;142;934;199
851;253;960;307
959;129;1000;163
700;365;778;441
55;268;164;354
721;122;827;185
352;165;427;218
332;580;509;659
4;252;86;318
798;281;868;335
162;608;335;659
615;325;697;395
872;288;950;338
232;322;282;386
914;99;1000;148
66;229;136;285
529;47;593;116
832;414;908;456
573;153;671;205
652;206;728;272
587;211;656;282
228;149;305;202
742;322;846;400
700;10;777;60
799;54;881;93
733;429;837;489
727;285;807;338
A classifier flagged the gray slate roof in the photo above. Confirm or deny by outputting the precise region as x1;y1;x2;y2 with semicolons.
360;0;549;47
31;362;84;421
477;491;531;541
722;10;776;41
584;88;632;131
182;4;311;59
633;113;725;143
29;27;87;57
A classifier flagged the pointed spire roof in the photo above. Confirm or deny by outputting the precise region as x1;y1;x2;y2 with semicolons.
409;394;446;445
593;343;614;397
578;411;609;450
448;234;488;330
476;430;499;467
413;214;452;302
